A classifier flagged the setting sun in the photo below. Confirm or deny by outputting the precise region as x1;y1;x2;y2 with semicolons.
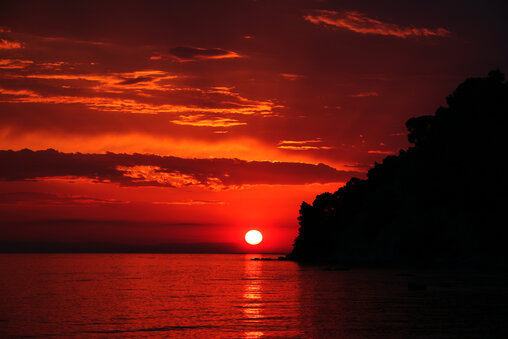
245;230;263;245
1;1;507;337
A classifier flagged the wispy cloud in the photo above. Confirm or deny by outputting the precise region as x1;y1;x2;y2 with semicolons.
167;46;241;62
367;150;395;155
0;68;276;117
170;114;247;127
0;39;22;49
118;165;203;187
351;91;379;98
305;10;450;38
0;86;275;116
0;59;34;69
278;145;334;151
278;139;323;145
38;61;70;70
20;70;178;92
277;139;334;151
280;73;305;80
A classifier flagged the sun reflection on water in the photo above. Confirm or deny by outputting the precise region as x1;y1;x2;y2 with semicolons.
243;255;264;337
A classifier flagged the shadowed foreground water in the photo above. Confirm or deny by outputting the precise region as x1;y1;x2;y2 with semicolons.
1;254;508;338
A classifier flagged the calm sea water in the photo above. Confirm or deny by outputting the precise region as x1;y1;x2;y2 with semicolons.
1;254;508;338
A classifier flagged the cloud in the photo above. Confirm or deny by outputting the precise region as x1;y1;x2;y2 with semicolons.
281;73;305;80
0;68;276;117
351;91;379;98
0;59;34;69
278;139;323;145
278;145;334;151
0;39;22;49
0;149;360;188
0;191;128;205
277;139;334;151
367;150;395;155
170;114;247;127
304;10;451;38
19;70;178;92
169;46;241;62
0;87;274;116
117;76;153;85
38;61;69;70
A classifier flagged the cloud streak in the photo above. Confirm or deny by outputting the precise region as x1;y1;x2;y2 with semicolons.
305;10;450;38
280;73;305;80
0;39;22;49
168;46;241;62
0;59;34;69
277;139;334;151
351;91;379;98
170;114;247;127
367;150;395;155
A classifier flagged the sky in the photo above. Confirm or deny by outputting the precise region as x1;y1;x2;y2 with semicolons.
1;0;507;253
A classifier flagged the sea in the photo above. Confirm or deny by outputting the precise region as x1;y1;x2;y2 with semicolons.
1;254;508;338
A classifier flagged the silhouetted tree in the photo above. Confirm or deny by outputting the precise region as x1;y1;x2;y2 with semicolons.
288;71;508;267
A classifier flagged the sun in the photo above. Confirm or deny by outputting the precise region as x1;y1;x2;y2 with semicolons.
245;230;263;245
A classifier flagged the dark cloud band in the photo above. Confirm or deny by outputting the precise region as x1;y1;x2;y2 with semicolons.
0;149;360;188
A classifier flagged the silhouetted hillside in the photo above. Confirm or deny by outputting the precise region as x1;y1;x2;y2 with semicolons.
288;71;508;267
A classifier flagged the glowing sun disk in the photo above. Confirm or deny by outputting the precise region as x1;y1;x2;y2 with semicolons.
245;230;263;245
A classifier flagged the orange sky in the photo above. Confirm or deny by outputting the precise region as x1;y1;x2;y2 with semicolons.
1;0;508;252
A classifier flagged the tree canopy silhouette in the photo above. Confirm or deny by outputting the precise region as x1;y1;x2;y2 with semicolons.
288;70;508;266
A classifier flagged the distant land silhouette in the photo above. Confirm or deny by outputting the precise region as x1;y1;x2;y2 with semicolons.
288;70;508;267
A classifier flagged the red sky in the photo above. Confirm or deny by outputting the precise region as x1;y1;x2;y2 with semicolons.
1;0;507;253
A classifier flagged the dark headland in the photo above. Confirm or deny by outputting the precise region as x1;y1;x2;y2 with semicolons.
287;70;508;268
